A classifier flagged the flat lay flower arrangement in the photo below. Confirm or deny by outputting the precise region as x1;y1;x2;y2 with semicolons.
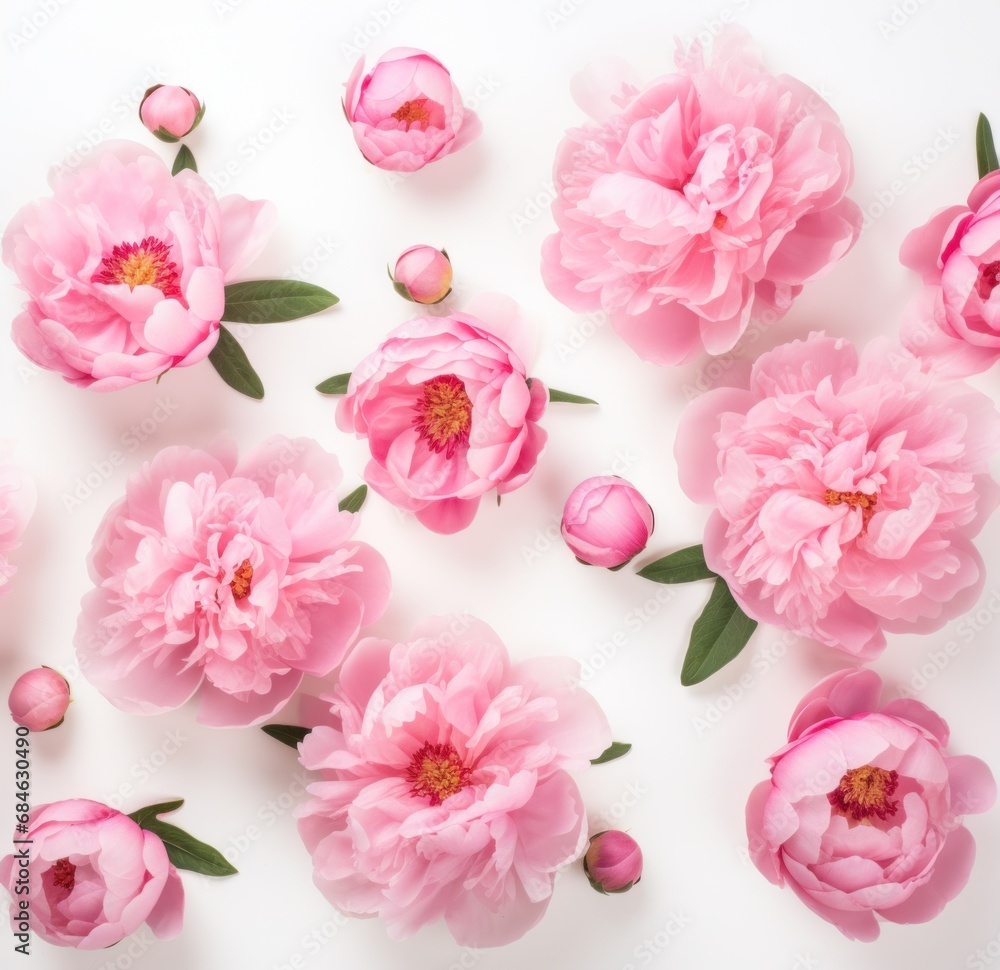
2;4;1000;968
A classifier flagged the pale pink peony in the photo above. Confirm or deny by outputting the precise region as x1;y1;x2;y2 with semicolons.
541;27;861;365
3;140;276;390
8;667;70;731
0;449;35;593
296;615;612;946
336;295;548;534
747;669;996;941
139;85;204;141
75;436;391;727
0;799;184;949
391;244;453;304
675;332;1000;660
561;476;654;568
901;170;1000;376
344;48;482;172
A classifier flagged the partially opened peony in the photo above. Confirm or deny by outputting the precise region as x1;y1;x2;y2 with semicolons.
296;615;612;946
675;332;1000;660
3;141;275;390
542;27;861;365
75;436;390;726
747;669;995;941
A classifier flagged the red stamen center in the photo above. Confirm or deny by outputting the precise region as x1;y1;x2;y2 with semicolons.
230;559;254;600
391;99;431;130
828;765;899;821
93;236;181;297
976;259;1000;300
406;742;472;805
413;374;472;457
51;857;76;892
825;489;878;531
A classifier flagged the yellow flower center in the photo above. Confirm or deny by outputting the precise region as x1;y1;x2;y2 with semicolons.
391;99;431;130
828;765;900;821
824;488;878;531
230;559;254;600
407;742;471;805
93;236;181;297
413;374;473;457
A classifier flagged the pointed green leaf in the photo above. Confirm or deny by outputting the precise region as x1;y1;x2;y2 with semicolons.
590;741;632;765
208;325;264;399
222;280;339;324
338;485;368;514
171;144;197;175
316;373;351;395
681;577;757;686
977;113;1000;180
637;545;716;584
548;387;598;405
261;724;312;749
128;799;184;829
152;126;181;143
139;817;237;876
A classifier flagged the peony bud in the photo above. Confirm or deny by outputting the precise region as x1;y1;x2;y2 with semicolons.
8;667;71;731
139;85;205;142
391;245;453;304
561;477;654;569
584;830;643;894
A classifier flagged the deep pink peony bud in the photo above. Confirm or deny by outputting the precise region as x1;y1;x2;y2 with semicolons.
8;667;71;731
561;476;654;569
584;830;643;894
139;85;205;142
391;245;453;304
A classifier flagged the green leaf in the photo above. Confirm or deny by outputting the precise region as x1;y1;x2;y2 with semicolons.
128;799;184;829
977;113;1000;180
548;387;598;405
681;577;758;686
152;126;181;144
261;724;312;749
338;485;368;514
171;144;197;175
139;817;238;876
208;325;264;399
222;280;339;324
590;741;632;765
316;373;351;395
637;545;716;584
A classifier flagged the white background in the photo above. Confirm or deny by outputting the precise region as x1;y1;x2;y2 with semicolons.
2;0;1000;968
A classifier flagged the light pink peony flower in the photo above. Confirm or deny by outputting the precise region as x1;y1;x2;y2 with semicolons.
747;669;996;941
675;332;1000;660
296;615;612;947
900;170;1000;376
3;140;276;390
344;48;482;172
337;295;548;534
541;27;861;365
75;436;391;727
0;449;35;593
8;667;70;731
391;244;453;304
0;799;184;949
139;85;204;142
561;476;654;568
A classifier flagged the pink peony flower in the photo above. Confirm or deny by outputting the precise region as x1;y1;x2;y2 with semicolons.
583;830;643;893
900;170;1000;376
541;27;861;366
0;450;35;593
75;436;391;727
3;140;276;390
0;799;184;949
675;332;1000;660
296;615;612;946
561;476;654;568
747;668;996;941
391;244;453;304
8;667;70;731
344;48;482;172
336;295;548;534
139;85;205;142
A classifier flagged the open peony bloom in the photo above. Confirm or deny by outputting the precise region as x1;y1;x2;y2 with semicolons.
675;332;1000;660
747;669;996;941
343;48;482;172
3;140;276;390
296;615;612;947
541;27;861;366
0;450;35;593
337;295;548;534
75;436;391;727
1;799;184;949
901;169;1000;376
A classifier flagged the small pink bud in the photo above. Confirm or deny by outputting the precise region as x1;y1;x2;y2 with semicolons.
584;830;643;894
8;667;71;731
139;85;205;142
561;476;654;569
391;245;453;304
